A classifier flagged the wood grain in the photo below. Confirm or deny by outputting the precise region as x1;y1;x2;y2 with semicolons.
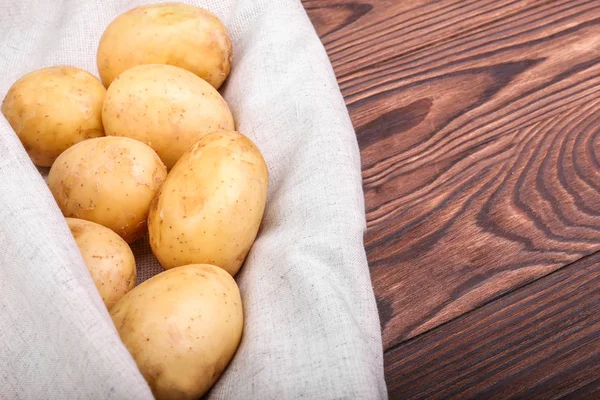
303;0;540;77
384;251;600;399
564;379;600;399
309;0;600;348
303;0;600;397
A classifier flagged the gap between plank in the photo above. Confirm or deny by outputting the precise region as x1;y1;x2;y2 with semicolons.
383;248;600;355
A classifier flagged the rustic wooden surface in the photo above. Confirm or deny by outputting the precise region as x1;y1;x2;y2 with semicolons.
302;0;600;397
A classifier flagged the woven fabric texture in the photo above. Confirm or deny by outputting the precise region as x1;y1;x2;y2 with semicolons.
0;1;386;398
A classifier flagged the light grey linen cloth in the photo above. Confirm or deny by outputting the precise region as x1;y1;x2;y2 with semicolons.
0;0;386;398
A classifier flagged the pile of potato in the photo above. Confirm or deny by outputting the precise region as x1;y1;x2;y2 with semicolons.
1;4;268;399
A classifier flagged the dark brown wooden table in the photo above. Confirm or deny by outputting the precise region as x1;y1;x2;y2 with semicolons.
301;0;600;398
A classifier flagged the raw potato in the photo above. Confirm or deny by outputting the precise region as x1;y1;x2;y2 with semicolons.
102;64;234;169
110;264;243;400
97;3;232;89
148;131;268;275
48;136;167;243
67;218;136;309
1;66;105;167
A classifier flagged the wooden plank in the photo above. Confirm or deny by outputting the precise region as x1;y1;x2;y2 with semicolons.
303;0;540;77
384;251;600;399
329;0;600;348
302;0;600;395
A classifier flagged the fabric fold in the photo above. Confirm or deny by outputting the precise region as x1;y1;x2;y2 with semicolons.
0;0;386;398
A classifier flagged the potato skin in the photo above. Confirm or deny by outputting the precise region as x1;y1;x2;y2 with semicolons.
48;136;167;243
102;64;234;169
148;131;268;275
1;66;105;166
110;264;243;400
97;3;232;89
67;218;136;309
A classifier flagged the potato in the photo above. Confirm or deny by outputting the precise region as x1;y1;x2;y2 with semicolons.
110;264;243;400
102;64;234;169
148;131;268;275
1;66;105;167
48;136;167;243
97;3;232;89
67;218;136;309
